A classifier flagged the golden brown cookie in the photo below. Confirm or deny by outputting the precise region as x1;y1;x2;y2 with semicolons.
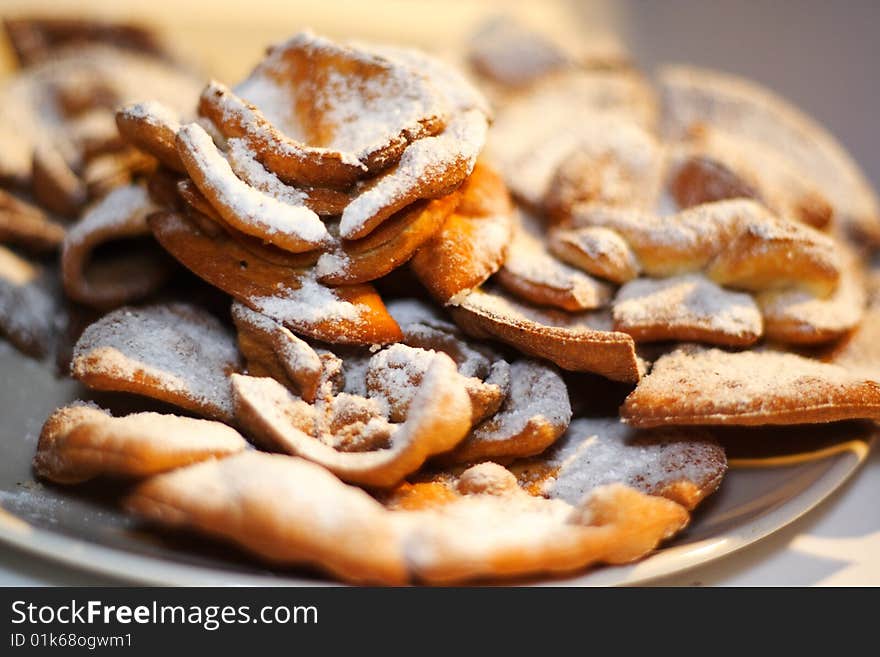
196;35;489;244
0;189;65;252
612;274;763;347
231;302;339;403
569;200;841;297
119;100;358;216
449;286;642;382
622;345;880;427
31;143;87;217
386;298;510;424
71;303;241;421
442;359;571;464
315;190;460;285
410;162;514;303
34;403;247;484
127;452;409;585
332;42;490;240
197;33;447;188
148;210;404;345
547;225;640;285
495;210;612;311
127;453;688;584
115;101;185;172
509;417;726;511
61;184;171;308
337;109;486;240
231;344;472;487
176;122;331;254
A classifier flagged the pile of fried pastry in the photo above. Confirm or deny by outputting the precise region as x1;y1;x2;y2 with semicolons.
2;17;880;584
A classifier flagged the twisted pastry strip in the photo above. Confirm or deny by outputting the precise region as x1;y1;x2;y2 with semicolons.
567;199;841;297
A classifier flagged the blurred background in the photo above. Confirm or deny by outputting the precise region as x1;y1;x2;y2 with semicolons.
1;0;877;191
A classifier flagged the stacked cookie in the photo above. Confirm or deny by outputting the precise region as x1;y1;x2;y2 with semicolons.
117;31;496;346
8;22;878;584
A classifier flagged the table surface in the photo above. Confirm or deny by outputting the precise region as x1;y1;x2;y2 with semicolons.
1;0;878;587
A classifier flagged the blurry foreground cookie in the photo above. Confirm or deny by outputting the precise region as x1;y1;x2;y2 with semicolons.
34;402;247;484
127;453;688;584
0;244;57;356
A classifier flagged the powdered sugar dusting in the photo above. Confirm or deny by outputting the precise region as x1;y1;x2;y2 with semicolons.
178;122;328;244
366;344;438;420
395;487;575;569
469;360;570;445
366;43;490;118
624;345;880;425
252;273;364;326
234;31;448;164
64;184;156;249
385;298;452;331
206;80;366;170
315;251;351;279
613;274;763;341
225;137;309;206
71;303;240;419
122;99;182;127
339;109;487;239
522;417;724;508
